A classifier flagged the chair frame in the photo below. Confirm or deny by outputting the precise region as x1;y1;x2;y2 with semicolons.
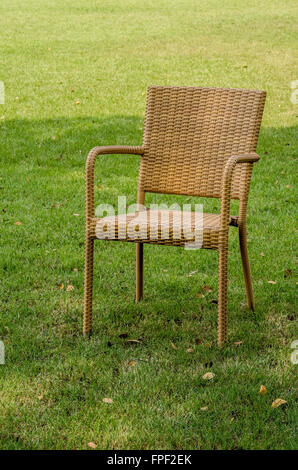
83;86;265;347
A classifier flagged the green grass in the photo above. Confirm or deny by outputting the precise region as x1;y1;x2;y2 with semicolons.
0;0;297;450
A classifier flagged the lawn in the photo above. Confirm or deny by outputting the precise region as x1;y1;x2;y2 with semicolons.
0;0;297;450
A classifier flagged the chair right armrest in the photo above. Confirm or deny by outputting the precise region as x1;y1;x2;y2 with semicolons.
220;153;260;234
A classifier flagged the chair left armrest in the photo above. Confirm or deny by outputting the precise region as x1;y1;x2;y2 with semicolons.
220;153;260;234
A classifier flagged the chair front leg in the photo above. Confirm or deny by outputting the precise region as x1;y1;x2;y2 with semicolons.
136;242;143;301
239;224;254;310
217;244;229;347
83;236;94;336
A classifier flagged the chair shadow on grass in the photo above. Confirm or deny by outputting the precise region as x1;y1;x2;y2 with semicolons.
1;116;296;355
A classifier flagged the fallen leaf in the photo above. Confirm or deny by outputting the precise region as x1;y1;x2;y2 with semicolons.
267;280;276;285
234;341;242;346
73;268;78;272
195;293;205;298
171;342;178;350
58;283;64;290
97;185;102;190
271;398;287;408
205;342;211;348
188;270;198;277
203;285;212;293
126;339;142;344
200;406;208;411
285;185;291;188
14;221;22;225
284;269;292;279
66;285;74;291
52;135;56;140
260;252;265;257
38;394;43;400
187;348;193;353
102;397;113;404
202;372;215;380
260;385;267;395
128;360;136;367
87;442;97;449
73;213;80;217
75;100;80;105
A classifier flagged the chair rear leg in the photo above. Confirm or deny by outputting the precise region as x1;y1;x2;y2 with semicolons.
83;237;94;336
239;225;254;311
218;247;228;347
136;242;143;302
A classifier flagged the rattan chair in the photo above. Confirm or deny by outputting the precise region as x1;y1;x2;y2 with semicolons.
83;86;266;346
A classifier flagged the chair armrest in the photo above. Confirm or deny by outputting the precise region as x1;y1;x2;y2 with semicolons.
85;145;144;220
220;153;260;234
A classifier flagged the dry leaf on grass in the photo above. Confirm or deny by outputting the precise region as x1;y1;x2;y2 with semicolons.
195;293;205;298
203;285;212;293
52;135;56;140
14;221;22;225
171;342;178;350
187;348;193;353
205;343;211;348
75;100;80;105
66;285;75;291
87;442;97;449
126;339;142;344
260;252;265;257
128;361;136;367
58;283;64;290
102;397;113;404
271;398;287;408
73;213;80;217
202;372;215;380
260;385;267;395
188;270;198;277
200;406;208;411
234;341;243;346
38;394;43;400
267;280;276;285
284;269;292;278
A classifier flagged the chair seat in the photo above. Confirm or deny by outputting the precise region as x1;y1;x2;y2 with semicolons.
91;210;238;250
